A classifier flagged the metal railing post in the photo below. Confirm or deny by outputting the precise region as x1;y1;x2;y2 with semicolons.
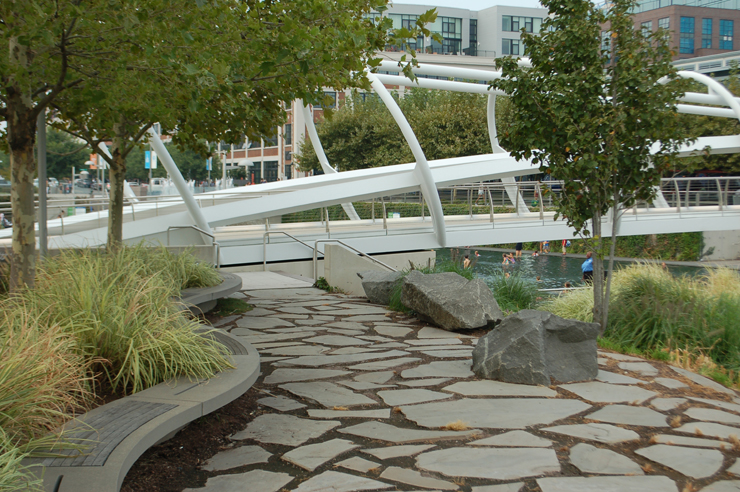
382;199;387;231
487;188;495;225
325;208;330;236
130;202;135;221
421;196;426;221
674;180;682;215
717;178;723;211
536;183;544;221
372;198;375;223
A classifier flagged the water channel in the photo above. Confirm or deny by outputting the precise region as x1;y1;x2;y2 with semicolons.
435;247;706;291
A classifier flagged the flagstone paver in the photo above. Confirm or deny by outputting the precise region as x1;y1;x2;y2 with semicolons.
636;444;724;478
401;398;591;429
568;443;643;475
379;466;457;490
416;447;560;480
173;288;740;492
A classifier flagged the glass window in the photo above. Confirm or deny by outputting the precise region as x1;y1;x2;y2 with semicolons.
601;30;611;56
502;38;520;56
468;19;477;56
658;17;670;31
319;91;336;109
285;164;292;180
285;150;291;162
680;17;695;54
284;124;292;145
264;161;278;182
502;16;542;33
263;131;278;147
702;18;712;48
720;20;734;50
641;21;653;37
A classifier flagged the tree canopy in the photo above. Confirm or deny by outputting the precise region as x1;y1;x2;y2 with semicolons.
493;0;692;329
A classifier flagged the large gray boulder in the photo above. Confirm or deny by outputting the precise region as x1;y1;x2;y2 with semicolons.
358;270;404;305
472;310;599;386
400;270;504;330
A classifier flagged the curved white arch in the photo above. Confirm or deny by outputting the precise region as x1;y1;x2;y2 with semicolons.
674;71;740;123
301;102;361;221
367;71;447;247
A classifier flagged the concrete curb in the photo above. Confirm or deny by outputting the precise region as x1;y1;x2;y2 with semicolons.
180;272;243;314
24;330;260;492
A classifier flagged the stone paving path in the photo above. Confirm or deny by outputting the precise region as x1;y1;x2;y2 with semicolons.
185;287;740;492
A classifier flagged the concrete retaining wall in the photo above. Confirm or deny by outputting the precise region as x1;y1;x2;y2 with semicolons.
703;230;740;260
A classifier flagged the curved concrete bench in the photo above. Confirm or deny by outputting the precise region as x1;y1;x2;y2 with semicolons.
180;272;243;314
24;329;260;492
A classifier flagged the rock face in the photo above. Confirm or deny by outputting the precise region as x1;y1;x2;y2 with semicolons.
400;271;504;330
358;271;404;305
472;310;599;386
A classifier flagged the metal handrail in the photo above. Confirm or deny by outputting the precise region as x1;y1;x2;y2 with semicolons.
262;231;316;271
167;225;220;268
313;239;397;282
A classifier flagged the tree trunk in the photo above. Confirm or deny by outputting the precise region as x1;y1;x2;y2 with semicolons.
106;147;126;251
591;211;605;333
6;91;38;291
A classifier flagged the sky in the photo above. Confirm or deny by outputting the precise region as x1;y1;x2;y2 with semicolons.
391;0;545;10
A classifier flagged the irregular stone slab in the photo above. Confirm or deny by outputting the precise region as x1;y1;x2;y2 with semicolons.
327;321;370;331
675;422;740;439
420;349;473;358
397;378;452;387
363;444;436;460
266;327;315;333
295;319;330;326
231;328;263;336
348;357;420;371
278;350;410;367
279;382;377;408
599;353;644;362
652;398;688;412
417;326;472;338
338;421;481;443
405;344;472;352
671;366;736;394
335;456;381;473
317;308;391;317
258;396;306;412
239;332;317;344
618;362;658;377
537;476;677;492
251;341;304;349
358;270;405;305
405;338;464;346
183;470;293;492
443;380;556;397
201;445;271;471
292;470;392;492
261;345;329;356
569;443;643;475
344;315;394;322
325;329;364;336
689;397;740;414
263;368;351;385
403;271;503;331
235;317;294;329
401;360;473;379
378;389;453;406
416;447;559;480
655;377;689;389
596;370;644;385
468;430;552;448
277;306;314;314
401;398;591;429
587;404;668;427
653;434;728;448
597;357;609;365
635;444;724;478
355;371;394;384
560;381;656;403
357;335;393;342
330;347;384;355
370;342;408;349
471;484;524;492
306;335;371;346
337;380;395;390
282;438;360;471
685;407;740;425
701;481;740;492
261;356;293;362
307;408;391;419
374;326;413;338
380;466;457;490
542;423;640;444
473;310;599;386
231;414;339;446
240;307;276;317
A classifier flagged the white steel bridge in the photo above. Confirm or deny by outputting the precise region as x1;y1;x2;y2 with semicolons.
5;61;740;267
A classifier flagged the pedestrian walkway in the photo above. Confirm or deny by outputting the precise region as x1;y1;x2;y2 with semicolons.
183;273;740;492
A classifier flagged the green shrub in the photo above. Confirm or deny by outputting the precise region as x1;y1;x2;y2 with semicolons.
486;272;538;313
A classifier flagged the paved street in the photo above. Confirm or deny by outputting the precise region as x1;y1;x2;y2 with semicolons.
186;277;740;492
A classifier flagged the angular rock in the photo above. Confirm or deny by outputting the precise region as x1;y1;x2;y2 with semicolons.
335;456;381;473
231;414;339;446
201;445;271;472
685;407;740;425
358;270;404;305
472;310;599;386
587;405;668;427
560;381;656;403
279;381;377;408
338;421;481;443
183;470;293;492
363;444;436;460
468;430;552;448
282;439;359;471
258;396;306;412
401;270;504;330
542;423;640;444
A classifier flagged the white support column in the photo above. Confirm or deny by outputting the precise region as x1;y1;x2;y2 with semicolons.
368;72;447;247
301;103;361;221
147;129;213;237
487;95;529;215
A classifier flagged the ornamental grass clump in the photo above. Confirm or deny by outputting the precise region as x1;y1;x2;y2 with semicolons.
24;248;231;395
485;272;538;313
